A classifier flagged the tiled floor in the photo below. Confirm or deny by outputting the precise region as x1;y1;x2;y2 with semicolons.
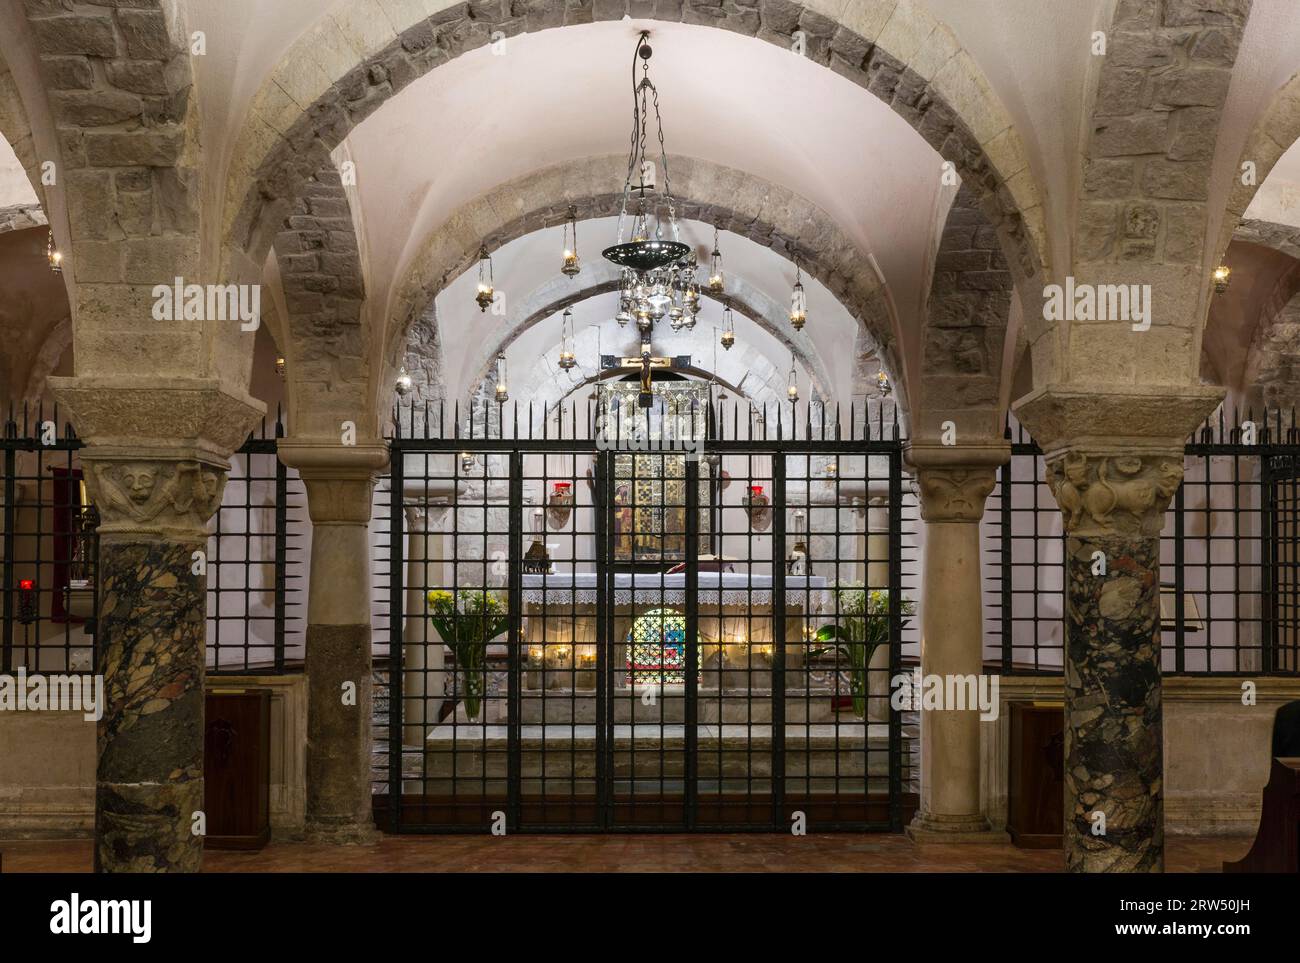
0;834;1251;873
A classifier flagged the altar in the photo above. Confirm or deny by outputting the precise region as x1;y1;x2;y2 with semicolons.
520;571;831;691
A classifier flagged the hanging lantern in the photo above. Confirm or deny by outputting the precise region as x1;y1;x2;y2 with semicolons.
558;307;577;370
494;353;509;403
876;370;892;397
720;306;735;350
707;228;724;294
789;263;807;331
1213;264;1231;294
475;244;495;312
395;367;413;397
561;205;581;278
47;229;62;274
786;355;799;403
274;356;287;378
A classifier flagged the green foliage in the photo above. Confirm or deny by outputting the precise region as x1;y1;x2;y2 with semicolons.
426;589;509;720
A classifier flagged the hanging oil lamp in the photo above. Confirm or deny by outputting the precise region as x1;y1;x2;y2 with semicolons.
475;245;495;311
395;367;413;397
707;228;724;295
558;307;577;370
1213;264;1231;294
561;205;581;278
720;305;735;350
47;229;62;274
789;263;807;331
786;355;799;404
494;353;509;403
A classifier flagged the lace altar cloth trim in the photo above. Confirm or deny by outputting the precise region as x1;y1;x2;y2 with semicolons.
519;573;829;607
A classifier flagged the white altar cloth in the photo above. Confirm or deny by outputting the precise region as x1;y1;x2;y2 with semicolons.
520;571;829;606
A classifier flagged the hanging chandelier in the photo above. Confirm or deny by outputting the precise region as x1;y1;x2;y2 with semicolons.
604;32;701;355
475;245;495;312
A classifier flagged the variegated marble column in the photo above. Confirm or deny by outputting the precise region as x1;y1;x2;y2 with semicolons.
1045;449;1183;872
1016;383;1222;873
905;443;1008;842
278;442;388;843
52;379;262;873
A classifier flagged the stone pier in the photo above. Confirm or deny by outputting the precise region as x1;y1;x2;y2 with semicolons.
278;442;388;844
1017;384;1222;872
52;379;261;872
905;443;1008;841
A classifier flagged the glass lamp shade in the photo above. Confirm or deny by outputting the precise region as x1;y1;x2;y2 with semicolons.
602;239;691;271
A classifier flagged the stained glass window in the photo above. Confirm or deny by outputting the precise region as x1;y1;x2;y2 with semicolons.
626;607;688;684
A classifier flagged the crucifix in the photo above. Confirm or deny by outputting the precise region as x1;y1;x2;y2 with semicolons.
601;350;692;408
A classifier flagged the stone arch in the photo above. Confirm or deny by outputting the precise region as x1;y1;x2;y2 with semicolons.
447;261;836;404
1231;217;1300;260
1217;68;1300;267
0;203;45;235
1044;0;1253;392
382;153;893;415
1243;263;1300;411
221;0;1048;331
915;183;1013;440
23;313;73;403
273;161;370;438
16;1;226;390
0;46;46;207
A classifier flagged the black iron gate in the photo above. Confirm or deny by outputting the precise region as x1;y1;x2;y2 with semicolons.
381;397;912;833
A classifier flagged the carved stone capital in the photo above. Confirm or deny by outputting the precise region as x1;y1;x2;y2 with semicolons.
1044;449;1183;537
906;442;1008;523
84;456;227;538
278;441;389;525
915;465;999;521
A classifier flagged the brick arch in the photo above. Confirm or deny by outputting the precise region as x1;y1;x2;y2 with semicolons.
445;260;837;404
221;0;1048;337
381;153;896;416
914;183;1013;441
1048;0;1253;390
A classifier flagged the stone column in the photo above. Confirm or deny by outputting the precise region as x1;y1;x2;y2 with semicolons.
905;443;1008;842
52;378;262;872
1016;384;1221;872
278;442;388;844
401;496;453;746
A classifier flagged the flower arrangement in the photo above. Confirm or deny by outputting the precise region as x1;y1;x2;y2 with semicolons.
426;589;509;721
813;585;914;719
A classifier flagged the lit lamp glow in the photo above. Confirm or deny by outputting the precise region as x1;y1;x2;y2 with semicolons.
789;264;807;331
720;306;735;350
395;367;413;397
561;205;581;277
1213;264;1231;294
707;232;724;294
558;307;577;370
475;244;495;311
786;356;799;404
47;229;62;274
494;353;509;404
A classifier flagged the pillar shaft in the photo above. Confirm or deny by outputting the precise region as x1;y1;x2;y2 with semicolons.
1046;450;1181;872
905;445;1006;841
53;377;262;872
280;442;388;844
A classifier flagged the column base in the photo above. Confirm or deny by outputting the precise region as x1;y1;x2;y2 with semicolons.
304;817;381;845
905;813;1010;844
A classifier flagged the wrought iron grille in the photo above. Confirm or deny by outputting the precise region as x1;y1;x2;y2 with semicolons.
989;408;1300;676
373;395;918;834
1;404;95;674
0;405;302;675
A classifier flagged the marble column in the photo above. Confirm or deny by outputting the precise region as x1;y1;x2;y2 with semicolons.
52;379;262;872
1016;383;1222;873
1043;449;1183;872
905;444;1007;842
278;442;388;844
